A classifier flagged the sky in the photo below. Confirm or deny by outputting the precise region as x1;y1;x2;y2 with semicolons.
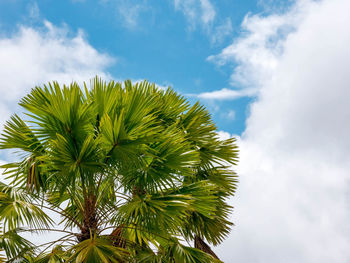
0;0;350;262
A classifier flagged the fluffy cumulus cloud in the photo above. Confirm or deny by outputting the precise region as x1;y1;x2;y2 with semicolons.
0;21;113;126
213;0;350;262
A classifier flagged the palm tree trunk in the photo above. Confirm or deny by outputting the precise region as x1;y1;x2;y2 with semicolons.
194;235;220;260
77;194;98;242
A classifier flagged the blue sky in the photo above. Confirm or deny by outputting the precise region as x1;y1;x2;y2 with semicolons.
1;0;350;262
0;0;271;135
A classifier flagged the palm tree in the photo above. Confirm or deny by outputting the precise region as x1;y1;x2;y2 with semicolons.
0;77;238;262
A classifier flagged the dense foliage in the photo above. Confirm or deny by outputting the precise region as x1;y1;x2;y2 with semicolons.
0;77;238;262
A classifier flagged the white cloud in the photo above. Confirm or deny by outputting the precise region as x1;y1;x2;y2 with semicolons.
174;0;232;44
217;130;232;141
125;79;170;90
212;0;350;262
197;87;256;100
210;18;233;45
219;109;236;122
0;20;114;127
199;0;216;26
27;1;40;19
98;0;152;30
226;110;235;120
114;0;150;29
174;0;216;30
207;1;308;87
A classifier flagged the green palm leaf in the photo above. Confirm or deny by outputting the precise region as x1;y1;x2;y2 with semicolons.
0;183;53;231
68;235;127;263
0;77;238;262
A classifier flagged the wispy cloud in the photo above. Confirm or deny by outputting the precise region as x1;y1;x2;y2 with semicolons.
174;0;216;30
174;0;232;44
116;0;151;29
97;0;152;30
127;79;171;90
199;0;216;25
196;87;256;100
27;1;40;19
210;18;233;44
226;110;235;120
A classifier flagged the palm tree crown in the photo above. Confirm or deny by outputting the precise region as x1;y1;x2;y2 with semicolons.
0;77;238;262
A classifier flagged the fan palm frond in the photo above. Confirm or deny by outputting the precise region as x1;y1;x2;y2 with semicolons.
0;77;238;262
